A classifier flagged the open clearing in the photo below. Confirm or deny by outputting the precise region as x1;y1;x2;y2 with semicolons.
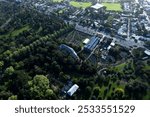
0;25;30;39
11;25;30;37
70;1;92;9
102;3;123;11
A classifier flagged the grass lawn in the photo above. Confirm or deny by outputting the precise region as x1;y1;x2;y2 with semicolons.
70;1;92;9
106;81;125;99
11;25;30;37
97;81;125;99
143;65;150;71
113;62;126;72
102;3;123;11
143;91;150;99
37;26;43;33
58;8;66;14
0;25;30;39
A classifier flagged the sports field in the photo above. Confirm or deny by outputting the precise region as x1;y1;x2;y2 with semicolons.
102;3;123;11
70;1;92;9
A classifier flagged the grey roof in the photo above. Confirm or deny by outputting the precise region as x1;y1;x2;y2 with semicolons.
84;36;100;52
60;44;79;60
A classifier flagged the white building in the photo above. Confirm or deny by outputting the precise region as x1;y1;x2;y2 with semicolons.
110;42;115;46
83;38;90;44
91;3;104;10
67;84;79;96
144;50;150;56
90;3;105;12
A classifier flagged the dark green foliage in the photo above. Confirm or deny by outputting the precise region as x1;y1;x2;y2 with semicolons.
124;81;147;100
0;1;149;100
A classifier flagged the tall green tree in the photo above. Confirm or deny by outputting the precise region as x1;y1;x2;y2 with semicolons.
28;75;55;99
4;66;15;77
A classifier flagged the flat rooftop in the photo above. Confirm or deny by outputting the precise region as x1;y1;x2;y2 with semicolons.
91;3;104;10
144;50;150;56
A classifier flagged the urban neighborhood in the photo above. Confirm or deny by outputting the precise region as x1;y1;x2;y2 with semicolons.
0;0;150;100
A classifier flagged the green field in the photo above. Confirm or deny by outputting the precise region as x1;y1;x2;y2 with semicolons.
11;25;30;37
0;25;30;39
102;3;122;11
143;65;150;70
114;63;126;72
70;1;92;9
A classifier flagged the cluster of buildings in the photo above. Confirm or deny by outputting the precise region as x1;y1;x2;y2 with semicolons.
138;0;150;32
118;24;127;37
84;36;100;52
15;0;150;58
75;24;97;36
12;0;150;97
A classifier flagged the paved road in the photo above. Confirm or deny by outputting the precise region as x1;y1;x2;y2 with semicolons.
0;18;11;29
127;18;131;40
97;68;107;75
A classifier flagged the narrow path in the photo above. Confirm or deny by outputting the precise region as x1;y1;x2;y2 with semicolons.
127;18;130;40
0;18;11;29
84;44;99;62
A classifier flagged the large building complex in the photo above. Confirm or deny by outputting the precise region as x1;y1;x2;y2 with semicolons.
59;44;79;60
90;3;105;12
84;36;100;52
